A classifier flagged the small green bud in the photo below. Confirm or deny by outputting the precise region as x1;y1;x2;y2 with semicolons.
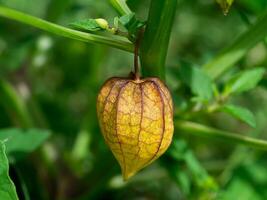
95;18;109;30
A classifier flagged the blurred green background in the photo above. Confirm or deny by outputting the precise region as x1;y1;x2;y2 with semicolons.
1;0;267;199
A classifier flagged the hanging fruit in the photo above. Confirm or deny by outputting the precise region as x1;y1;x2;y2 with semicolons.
97;29;174;180
97;76;174;180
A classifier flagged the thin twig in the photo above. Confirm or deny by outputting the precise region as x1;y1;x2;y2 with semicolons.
134;29;144;80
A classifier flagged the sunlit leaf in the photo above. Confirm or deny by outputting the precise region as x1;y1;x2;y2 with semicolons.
0;142;19;200
223;68;265;95
222;104;256;128
0;128;51;161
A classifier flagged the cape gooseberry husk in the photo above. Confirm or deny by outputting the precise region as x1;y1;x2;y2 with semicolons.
97;77;174;180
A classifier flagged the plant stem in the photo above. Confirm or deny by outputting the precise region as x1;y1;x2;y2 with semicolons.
203;9;267;80
133;29;144;80
176;120;267;150
0;6;134;52
0;79;33;128
134;41;140;80
140;0;177;79
109;0;132;16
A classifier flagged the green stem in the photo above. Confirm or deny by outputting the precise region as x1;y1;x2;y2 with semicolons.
0;6;134;52
109;0;132;16
0;79;33;128
140;0;177;79
176;120;267;150
203;9;267;80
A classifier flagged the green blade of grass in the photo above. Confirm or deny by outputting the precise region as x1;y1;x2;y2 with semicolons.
0;6;134;52
203;9;267;80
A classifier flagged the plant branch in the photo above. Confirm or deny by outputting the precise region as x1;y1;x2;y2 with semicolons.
0;6;134;52
176;120;267;150
133;29;144;80
140;0;178;79
109;0;132;16
0;79;33;128
203;9;267;80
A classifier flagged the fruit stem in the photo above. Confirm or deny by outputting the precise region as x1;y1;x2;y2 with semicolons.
134;29;144;80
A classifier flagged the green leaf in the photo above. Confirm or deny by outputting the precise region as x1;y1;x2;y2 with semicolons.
224;68;265;95
0;142;19;200
119;13;145;37
221;160;267;200
222;104;256;128
165;138;218;193
0;41;32;75
179;63;213;101
119;13;135;26
0;128;51;161
216;0;234;15
69;19;108;32
203;10;267;80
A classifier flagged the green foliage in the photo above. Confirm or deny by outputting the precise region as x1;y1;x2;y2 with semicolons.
0;0;267;199
222;104;256;127
0;128;50;161
178;63;213;101
223;68;265;96
0;142;19;200
162;138;218;198
221;158;267;200
69;19;109;32
203;11;267;79
119;13;145;40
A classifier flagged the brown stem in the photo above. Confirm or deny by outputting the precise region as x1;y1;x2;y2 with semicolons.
134;29;144;80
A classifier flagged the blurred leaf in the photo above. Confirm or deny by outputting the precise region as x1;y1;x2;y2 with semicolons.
222;104;256;128
119;13;145;39
69;19;108;32
221;160;267;200
0;79;33;128
239;0;267;13
0;128;50;161
0;0;49;17
224;68;265;95
0;142;19;200
216;0;234;15
179;63;213;101
0;41;32;75
203;11;267;80
167;138;218;192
